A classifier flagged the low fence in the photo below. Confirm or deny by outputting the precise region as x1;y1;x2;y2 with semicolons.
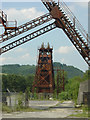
2;92;33;107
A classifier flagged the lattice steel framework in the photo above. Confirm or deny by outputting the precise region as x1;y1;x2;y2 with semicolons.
32;43;55;93
41;0;89;65
56;69;64;95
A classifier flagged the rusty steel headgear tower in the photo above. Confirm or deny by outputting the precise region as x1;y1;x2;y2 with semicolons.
33;43;55;94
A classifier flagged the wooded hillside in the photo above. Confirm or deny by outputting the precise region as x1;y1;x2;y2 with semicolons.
1;62;83;79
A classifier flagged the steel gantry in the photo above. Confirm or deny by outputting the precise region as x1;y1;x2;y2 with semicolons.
0;0;89;66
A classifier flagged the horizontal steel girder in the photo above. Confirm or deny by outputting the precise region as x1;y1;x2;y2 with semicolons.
0;22;56;54
0;13;52;43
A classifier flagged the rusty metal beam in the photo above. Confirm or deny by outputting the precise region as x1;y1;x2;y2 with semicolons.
0;22;56;54
41;0;90;65
0;13;52;43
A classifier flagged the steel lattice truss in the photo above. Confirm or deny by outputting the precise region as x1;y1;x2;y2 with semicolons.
56;69;64;94
32;43;55;93
0;0;89;66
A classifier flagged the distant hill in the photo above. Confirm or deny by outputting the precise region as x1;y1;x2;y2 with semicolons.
53;62;83;79
0;62;84;79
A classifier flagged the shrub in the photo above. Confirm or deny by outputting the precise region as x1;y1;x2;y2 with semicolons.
2;104;12;113
58;92;68;100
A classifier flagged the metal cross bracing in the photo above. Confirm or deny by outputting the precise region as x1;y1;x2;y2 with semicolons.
32;43;55;93
0;0;89;66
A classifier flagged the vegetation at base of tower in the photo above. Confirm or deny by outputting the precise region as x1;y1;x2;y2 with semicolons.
53;70;68;100
69;105;89;118
2;64;89;102
2;74;34;92
2;103;42;113
33;88;38;99
57;70;89;102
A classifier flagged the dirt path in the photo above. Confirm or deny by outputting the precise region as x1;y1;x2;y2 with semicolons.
2;100;76;118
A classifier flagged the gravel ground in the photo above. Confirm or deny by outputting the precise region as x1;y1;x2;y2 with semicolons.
2;100;76;118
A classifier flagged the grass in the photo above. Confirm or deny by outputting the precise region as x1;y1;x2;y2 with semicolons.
2;104;42;113
2;104;13;113
15;106;42;112
69;105;89;118
70;112;88;118
60;100;65;103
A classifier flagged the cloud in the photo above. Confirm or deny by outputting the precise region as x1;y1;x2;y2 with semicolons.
1;52;35;65
55;46;75;54
0;57;6;64
4;8;45;25
60;58;65;63
22;53;30;59
15;48;25;53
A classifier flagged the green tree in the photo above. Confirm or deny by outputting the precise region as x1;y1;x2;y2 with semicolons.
83;70;90;81
25;75;34;92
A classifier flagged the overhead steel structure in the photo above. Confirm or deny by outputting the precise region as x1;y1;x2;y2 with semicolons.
0;9;17;34
0;0;89;66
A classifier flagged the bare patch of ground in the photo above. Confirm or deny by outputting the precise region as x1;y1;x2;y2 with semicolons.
2;100;87;118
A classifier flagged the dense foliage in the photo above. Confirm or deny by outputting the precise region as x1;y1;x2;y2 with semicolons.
2;74;34;92
1;64;36;76
2;63;88;102
53;62;83;79
57;70;89;102
1;62;84;79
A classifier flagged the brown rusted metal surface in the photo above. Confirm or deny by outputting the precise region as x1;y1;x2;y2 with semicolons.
50;6;63;19
0;13;52;43
0;9;17;34
0;1;89;66
41;0;90;65
0;22;56;55
32;43;55;93
56;68;64;95
0;10;7;28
